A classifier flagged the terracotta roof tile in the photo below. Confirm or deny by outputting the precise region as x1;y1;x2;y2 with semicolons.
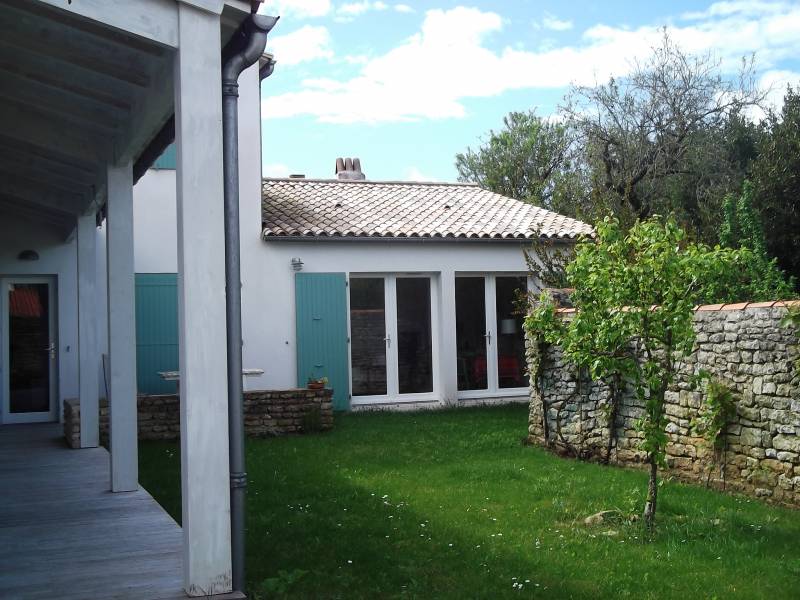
261;178;594;241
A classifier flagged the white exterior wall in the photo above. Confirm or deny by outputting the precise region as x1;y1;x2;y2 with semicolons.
0;216;80;421
240;240;534;401
133;169;179;273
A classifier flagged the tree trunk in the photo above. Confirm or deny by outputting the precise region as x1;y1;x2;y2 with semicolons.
604;375;620;464
643;455;658;529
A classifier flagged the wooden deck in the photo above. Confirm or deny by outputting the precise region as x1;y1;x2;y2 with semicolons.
0;423;188;600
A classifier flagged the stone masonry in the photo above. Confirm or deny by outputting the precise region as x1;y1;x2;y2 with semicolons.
527;301;800;506
64;388;333;448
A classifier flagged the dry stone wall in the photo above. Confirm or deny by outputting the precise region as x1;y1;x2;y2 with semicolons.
64;388;333;447
527;302;800;506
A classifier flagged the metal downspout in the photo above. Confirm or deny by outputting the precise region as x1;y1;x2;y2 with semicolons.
221;12;279;594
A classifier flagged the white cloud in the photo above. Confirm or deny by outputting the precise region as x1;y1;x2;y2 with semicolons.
536;12;573;32
745;69;800;119
262;0;331;18
394;3;414;13
336;1;389;21
268;25;333;66
264;163;291;178
404;167;437;181
340;1;388;16
342;54;370;65
681;0;788;20
263;2;800;124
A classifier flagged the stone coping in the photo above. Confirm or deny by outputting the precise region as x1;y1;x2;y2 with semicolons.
555;299;800;315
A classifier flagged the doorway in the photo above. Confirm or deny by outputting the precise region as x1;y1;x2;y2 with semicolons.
348;274;437;405
455;274;530;398
1;276;57;423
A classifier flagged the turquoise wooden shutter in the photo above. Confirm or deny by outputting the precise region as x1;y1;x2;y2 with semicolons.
152;144;176;169
135;273;179;394
295;273;350;410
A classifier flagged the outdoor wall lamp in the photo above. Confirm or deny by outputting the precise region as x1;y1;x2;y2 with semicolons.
290;257;304;271
18;250;39;261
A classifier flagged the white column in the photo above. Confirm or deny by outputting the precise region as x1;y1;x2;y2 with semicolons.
238;64;264;392
77;213;99;448
174;2;232;596
439;269;459;404
106;162;138;492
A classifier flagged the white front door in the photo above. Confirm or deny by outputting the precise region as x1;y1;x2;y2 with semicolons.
455;274;531;399
348;274;438;405
1;276;58;423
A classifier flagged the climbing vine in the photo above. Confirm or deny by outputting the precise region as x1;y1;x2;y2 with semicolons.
690;376;737;489
780;305;800;375
691;377;737;451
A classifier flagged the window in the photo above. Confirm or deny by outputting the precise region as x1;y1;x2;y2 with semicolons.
456;274;530;396
495;276;529;389
455;277;487;391
349;278;387;396
349;275;436;402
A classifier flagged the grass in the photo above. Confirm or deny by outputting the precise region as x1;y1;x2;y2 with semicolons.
139;405;800;599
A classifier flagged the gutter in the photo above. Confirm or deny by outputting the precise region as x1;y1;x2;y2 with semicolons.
132;36;276;185
221;12;279;595
261;234;585;244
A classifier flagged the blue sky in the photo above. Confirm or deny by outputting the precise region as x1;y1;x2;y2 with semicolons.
258;1;800;182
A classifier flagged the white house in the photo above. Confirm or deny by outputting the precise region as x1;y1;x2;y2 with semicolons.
133;152;592;410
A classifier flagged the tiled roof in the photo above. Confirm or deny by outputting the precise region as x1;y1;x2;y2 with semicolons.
261;178;594;241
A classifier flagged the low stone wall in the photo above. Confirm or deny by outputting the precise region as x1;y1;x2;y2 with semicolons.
64;398;81;448
65;389;333;447
527;302;800;506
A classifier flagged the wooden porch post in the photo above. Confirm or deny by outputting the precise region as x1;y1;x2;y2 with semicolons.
106;161;138;492
174;1;232;595
77;213;99;448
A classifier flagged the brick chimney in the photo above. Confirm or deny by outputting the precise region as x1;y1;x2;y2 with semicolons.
335;157;365;180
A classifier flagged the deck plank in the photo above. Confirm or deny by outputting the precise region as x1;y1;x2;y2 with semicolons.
0;424;187;600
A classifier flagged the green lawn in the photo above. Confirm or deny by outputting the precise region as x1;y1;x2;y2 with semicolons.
139;405;800;599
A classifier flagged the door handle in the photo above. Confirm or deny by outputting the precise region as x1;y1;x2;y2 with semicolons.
45;342;56;359
384;333;391;348
485;331;492;345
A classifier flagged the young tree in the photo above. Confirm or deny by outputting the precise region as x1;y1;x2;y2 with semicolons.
563;29;762;237
455;110;574;208
527;217;745;528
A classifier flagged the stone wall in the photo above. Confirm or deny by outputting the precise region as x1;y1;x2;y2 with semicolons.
527;301;800;506
64;388;333;447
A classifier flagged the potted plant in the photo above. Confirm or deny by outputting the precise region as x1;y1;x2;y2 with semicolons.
307;375;328;390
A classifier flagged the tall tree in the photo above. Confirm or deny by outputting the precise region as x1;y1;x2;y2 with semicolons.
455;110;573;208
562;29;762;237
750;87;800;281
719;181;796;299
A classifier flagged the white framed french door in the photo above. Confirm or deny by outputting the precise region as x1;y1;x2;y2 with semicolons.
348;273;438;405
456;273;530;399
1;276;58;424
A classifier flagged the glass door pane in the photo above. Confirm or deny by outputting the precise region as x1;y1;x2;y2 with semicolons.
396;277;433;394
8;283;51;413
350;278;387;396
495;276;529;389
455;277;488;391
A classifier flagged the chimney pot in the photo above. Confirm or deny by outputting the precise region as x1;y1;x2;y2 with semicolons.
335;156;365;180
